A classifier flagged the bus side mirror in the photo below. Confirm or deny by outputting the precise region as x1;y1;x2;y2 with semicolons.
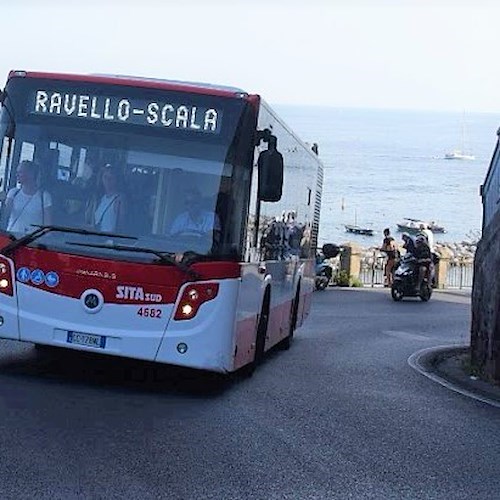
258;148;284;202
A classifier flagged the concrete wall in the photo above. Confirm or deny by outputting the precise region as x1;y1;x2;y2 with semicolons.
471;209;500;383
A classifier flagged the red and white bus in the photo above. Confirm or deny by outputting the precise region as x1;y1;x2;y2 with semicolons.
0;70;325;374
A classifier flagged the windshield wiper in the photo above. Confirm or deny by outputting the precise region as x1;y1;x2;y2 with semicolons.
0;224;137;256
66;241;200;279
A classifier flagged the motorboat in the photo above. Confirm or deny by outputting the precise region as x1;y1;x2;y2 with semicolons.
396;218;446;234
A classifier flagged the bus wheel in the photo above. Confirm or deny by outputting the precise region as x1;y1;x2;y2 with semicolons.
281;288;299;350
240;295;270;377
254;302;269;365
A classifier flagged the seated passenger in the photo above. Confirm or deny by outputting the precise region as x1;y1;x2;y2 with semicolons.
414;235;432;290
170;188;221;240
5;160;52;234
401;233;416;256
88;164;127;233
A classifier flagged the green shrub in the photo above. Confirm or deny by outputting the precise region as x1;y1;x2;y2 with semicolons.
333;270;363;288
333;270;350;287
350;277;363;288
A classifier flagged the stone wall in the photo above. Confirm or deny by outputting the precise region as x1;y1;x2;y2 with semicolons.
471;209;500;383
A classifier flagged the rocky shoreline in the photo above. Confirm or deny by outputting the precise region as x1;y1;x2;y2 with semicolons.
339;239;477;265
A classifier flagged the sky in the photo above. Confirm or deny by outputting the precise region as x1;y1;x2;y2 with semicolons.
3;0;500;112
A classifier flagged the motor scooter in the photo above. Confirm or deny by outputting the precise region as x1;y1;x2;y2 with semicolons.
315;260;333;290
391;254;434;302
315;244;340;291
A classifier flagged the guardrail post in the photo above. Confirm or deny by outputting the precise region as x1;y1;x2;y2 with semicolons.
340;243;362;282
435;247;453;289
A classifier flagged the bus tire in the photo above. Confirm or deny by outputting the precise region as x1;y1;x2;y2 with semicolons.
240;290;270;377
281;286;300;350
254;292;270;365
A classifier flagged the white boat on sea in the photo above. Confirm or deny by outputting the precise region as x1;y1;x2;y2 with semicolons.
444;111;475;161
444;150;475;161
396;218;446;234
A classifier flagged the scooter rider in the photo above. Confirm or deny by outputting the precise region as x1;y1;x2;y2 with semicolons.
414;235;432;290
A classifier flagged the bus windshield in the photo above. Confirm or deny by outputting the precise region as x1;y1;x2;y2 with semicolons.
0;77;256;262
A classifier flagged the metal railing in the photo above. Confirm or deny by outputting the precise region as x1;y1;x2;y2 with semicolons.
359;252;386;287
445;261;474;289
357;252;474;289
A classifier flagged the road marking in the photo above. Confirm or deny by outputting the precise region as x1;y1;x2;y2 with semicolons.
382;330;430;342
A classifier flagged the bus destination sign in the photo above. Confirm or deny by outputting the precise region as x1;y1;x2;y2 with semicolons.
30;90;221;134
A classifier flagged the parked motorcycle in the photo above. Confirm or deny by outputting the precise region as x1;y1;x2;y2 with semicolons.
315;244;341;291
391;254;434;302
315;260;333;290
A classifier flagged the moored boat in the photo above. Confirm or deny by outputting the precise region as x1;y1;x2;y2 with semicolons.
396;218;446;234
345;224;375;236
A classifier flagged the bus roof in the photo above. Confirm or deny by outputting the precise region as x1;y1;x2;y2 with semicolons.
7;70;256;101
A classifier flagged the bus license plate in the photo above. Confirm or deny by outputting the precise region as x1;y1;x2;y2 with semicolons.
67;331;106;349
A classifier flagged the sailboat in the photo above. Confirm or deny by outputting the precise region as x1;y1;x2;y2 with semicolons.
445;150;475;161
344;209;374;236
445;111;475;160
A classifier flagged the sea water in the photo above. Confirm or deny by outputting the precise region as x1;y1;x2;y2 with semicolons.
275;105;500;247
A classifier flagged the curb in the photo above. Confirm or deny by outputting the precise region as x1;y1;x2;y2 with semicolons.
433;289;472;298
408;345;500;409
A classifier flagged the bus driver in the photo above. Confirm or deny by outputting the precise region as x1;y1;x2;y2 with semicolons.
169;188;221;242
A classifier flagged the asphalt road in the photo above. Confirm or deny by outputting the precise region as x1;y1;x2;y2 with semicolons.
1;288;499;499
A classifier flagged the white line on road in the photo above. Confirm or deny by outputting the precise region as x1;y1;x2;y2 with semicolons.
382;330;431;342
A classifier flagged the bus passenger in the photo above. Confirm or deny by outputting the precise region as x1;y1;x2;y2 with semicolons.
88;164;127;233
4;160;53;234
170;188;221;241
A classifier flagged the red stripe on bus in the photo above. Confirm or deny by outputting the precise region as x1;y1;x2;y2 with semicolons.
8;247;240;303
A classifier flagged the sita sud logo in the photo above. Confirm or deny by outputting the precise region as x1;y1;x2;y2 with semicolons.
115;286;162;303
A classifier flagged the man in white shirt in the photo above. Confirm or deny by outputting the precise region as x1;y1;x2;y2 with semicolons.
5;160;52;234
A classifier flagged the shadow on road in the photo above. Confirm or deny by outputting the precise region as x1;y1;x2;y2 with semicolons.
0;344;234;398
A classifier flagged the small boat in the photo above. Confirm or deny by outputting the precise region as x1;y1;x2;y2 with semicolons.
345;224;374;236
444;150;475;161
428;221;446;233
396;218;446;234
344;209;375;236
